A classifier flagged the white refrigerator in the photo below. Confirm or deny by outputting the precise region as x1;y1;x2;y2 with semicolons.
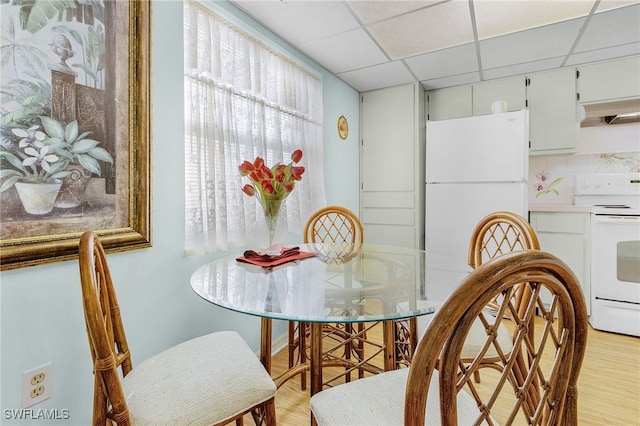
425;110;529;267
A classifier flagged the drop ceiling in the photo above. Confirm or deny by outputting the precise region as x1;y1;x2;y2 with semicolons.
229;0;640;93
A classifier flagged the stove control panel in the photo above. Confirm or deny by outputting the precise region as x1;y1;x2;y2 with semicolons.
575;172;640;196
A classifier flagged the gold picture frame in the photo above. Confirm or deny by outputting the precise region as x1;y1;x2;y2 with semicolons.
0;1;151;271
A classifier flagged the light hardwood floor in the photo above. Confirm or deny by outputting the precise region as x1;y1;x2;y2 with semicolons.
248;321;640;426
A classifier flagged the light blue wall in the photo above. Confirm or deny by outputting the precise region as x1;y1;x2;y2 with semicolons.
0;1;359;423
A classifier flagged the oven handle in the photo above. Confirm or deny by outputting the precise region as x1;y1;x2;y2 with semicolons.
592;215;640;224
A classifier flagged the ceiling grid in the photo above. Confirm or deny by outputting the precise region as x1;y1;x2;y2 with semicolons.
230;0;640;92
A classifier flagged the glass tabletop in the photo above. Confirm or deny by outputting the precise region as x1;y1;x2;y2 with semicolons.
190;243;471;323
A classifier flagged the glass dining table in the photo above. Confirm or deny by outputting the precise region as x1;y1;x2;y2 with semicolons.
189;243;469;396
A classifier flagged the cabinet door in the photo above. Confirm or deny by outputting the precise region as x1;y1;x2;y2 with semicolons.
473;76;527;116
530;212;590;315
528;68;578;155
361;85;415;192
579;56;640;103
360;83;424;249
427;85;472;120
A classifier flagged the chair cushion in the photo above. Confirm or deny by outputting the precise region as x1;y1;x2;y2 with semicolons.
122;331;276;425
309;368;482;426
460;318;514;360
418;312;514;360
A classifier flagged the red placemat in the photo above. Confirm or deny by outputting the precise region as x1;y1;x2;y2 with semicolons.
236;246;316;268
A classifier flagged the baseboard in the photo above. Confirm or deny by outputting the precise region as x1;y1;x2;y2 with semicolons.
272;331;289;356
254;331;289;357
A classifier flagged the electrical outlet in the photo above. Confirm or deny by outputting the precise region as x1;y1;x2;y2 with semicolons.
22;363;52;408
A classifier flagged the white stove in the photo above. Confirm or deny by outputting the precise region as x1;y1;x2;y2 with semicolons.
575;172;640;337
575;172;640;211
591;204;640;216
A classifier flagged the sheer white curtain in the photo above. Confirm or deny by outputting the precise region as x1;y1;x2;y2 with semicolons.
184;1;326;255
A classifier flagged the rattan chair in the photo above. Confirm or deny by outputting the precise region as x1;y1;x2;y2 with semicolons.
468;211;541;269
419;211;541;380
303;205;363;248
464;211;541;382
310;250;588;426
288;206;364;389
78;231;277;426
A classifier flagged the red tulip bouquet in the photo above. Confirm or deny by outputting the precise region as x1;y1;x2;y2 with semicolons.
238;150;305;250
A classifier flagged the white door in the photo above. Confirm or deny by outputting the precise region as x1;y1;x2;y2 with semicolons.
362;84;416;192
360;83;424;249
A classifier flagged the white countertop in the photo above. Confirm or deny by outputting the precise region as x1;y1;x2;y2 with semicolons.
528;204;593;213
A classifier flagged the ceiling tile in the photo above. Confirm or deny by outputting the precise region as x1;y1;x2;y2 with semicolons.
346;0;439;24
566;43;640;65
367;1;474;60
480;18;586;69
574;4;640;53
595;0;640;13
301;29;388;74
338;61;416;92
231;0;360;45
405;43;479;80
473;0;595;40
482;58;564;80
421;71;481;90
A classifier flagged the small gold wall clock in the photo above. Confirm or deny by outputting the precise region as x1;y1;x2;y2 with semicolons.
337;115;348;140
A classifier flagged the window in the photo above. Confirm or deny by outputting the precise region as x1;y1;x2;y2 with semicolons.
184;1;325;254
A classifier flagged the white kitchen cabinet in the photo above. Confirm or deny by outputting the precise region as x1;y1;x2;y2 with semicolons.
427;85;472;121
578;56;640;103
527;68;579;156
472;76;527;116
529;211;590;315
360;83;425;249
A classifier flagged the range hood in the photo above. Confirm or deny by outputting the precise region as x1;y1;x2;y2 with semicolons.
580;98;640;127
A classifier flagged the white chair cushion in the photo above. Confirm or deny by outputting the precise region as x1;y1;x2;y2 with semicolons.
122;331;276;425
460;318;514;360
309;368;483;426
418;312;514;360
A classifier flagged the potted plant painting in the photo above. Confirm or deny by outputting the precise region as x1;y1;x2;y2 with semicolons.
0;116;113;214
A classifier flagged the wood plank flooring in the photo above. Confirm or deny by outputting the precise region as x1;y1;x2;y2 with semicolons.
246;320;639;425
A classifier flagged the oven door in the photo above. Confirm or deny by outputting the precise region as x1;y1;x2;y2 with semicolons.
590;213;640;336
591;214;640;302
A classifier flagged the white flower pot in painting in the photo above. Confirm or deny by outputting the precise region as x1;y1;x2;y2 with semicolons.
14;180;62;215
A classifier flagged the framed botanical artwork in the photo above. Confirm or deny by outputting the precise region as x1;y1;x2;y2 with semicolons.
0;1;151;270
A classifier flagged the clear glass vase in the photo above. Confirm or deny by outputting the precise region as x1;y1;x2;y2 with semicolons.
261;198;283;254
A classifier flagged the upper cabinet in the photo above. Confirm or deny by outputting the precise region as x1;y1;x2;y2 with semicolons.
472;76;527;116
427;70;578;155
427;77;527;120
425;56;639;155
427;85;472;121
578;56;640;104
527;68;579;156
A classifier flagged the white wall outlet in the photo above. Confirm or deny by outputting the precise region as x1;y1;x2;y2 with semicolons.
21;362;53;408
